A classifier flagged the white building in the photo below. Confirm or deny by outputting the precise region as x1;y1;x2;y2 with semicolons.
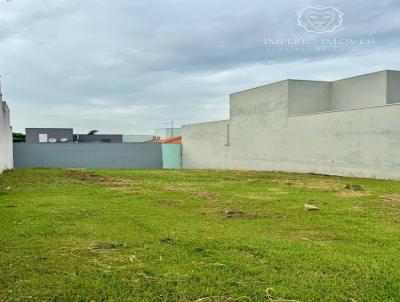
182;70;400;180
0;86;13;174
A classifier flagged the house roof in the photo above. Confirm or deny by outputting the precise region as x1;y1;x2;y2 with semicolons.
150;136;182;144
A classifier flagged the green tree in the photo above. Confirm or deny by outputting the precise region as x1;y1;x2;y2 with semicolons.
13;132;26;143
87;130;98;135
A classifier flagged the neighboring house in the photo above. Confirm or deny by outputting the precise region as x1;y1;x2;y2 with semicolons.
182;70;400;180
154;128;182;139
75;134;123;143
26;128;74;144
150;136;182;144
25;128;123;143
0;93;13;174
123;135;156;143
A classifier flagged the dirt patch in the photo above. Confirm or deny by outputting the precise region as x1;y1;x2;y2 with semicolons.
165;186;220;201
165;187;192;193
337;190;370;197
92;242;126;250
268;178;341;191
337;185;370;197
223;210;261;219
68;170;128;187
381;195;400;202
154;199;179;206
191;191;220;201
69;170;104;182
344;184;364;191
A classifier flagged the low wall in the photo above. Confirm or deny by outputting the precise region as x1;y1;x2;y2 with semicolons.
14;143;162;169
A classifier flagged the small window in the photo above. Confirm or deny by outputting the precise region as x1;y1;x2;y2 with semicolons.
101;139;112;143
38;133;48;143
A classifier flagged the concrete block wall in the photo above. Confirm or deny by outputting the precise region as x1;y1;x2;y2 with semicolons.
0;102;13;174
13;143;162;169
182;70;400;179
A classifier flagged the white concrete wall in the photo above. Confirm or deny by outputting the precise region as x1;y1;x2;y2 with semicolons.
331;71;387;110
288;80;331;115
182;71;400;180
282;105;400;179
0;101;13;174
183;120;230;169
387;70;400;104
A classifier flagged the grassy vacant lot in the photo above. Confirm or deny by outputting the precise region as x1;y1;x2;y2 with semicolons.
1;169;400;302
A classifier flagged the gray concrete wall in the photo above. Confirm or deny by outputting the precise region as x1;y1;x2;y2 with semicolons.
387;70;400;104
0;102;13;173
282;104;400;179
76;134;123;143
230;80;289;130
331;71;387;110
288;80;331;115
183;71;400;180
14;143;162;169
26;128;74;143
183;120;230;169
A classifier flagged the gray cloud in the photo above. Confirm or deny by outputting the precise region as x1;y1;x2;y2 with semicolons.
0;0;399;133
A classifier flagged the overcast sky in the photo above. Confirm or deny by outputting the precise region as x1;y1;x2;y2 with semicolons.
1;0;399;134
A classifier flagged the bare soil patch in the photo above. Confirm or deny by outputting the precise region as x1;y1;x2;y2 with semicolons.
222;210;261;219
68;170;129;187
92;242;126;250
380;195;400;202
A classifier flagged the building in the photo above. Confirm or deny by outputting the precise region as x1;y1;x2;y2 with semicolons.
26;128;74;144
150;136;182;144
123;135;156;143
25;128;123;143
154;128;182;139
74;134;123;143
0;90;13;173
182;70;400;180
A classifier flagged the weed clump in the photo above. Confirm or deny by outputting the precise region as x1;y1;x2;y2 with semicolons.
345;184;364;191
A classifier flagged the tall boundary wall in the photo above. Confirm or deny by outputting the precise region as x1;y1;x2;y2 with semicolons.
182;71;400;180
0;102;13;174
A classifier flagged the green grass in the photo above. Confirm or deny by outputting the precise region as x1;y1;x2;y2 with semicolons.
1;168;400;302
